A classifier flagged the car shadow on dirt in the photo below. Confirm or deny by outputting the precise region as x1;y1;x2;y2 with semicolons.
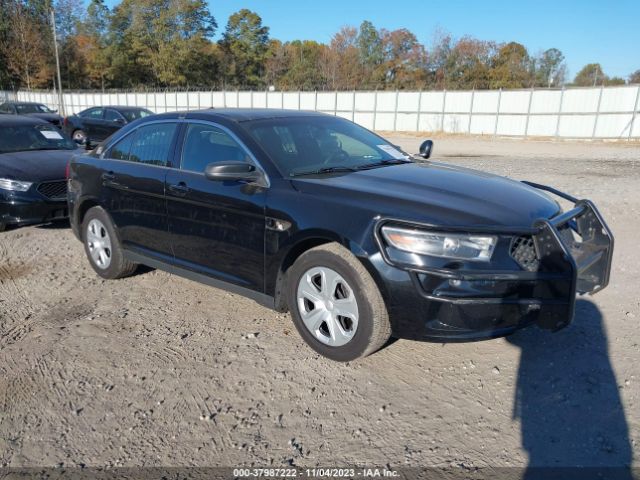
507;299;632;479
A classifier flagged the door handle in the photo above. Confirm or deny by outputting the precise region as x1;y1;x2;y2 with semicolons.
101;172;115;181
168;182;190;196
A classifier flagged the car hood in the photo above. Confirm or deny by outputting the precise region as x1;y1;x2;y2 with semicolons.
291;162;561;228
0;149;78;182
27;113;63;123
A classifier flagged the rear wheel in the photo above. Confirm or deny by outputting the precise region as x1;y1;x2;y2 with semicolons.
72;129;87;143
82;206;137;279
287;243;391;361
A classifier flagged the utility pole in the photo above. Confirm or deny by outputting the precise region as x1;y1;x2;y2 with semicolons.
50;9;65;116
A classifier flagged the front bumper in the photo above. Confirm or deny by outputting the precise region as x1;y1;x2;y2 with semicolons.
375;183;614;341
0;192;68;228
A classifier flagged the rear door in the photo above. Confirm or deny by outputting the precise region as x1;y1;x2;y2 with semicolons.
100;121;179;260
104;109;127;138
80;107;107;140
165;121;267;291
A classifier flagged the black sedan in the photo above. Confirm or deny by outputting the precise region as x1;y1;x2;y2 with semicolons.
0;101;63;127
62;106;153;144
0;116;79;232
68;109;613;361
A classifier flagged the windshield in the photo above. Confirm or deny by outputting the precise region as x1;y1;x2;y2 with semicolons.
245;116;411;176
16;104;54;114
0;124;76;154
121;109;153;122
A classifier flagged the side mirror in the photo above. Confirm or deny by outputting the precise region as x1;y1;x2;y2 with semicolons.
205;161;259;182
418;140;433;159
114;118;125;125
51;109;58;113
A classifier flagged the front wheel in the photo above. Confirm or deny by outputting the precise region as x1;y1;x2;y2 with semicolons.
287;243;391;361
82;206;137;279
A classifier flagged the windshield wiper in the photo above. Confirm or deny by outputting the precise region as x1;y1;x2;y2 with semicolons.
290;166;358;177
356;158;412;170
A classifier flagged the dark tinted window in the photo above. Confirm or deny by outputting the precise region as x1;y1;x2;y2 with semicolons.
81;108;103;119
0;103;15;114
181;123;248;173
105;109;123;122
108;132;135;160
120;108;153;122
15;103;53;114
128;123;177;166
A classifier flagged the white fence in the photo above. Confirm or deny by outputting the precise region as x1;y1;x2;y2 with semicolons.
3;85;640;139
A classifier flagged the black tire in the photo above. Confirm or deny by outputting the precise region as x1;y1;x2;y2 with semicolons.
82;206;137;279
0;222;5;232
286;242;391;361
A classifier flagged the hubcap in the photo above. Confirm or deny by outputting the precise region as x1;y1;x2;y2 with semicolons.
86;219;112;269
73;131;86;142
296;266;359;347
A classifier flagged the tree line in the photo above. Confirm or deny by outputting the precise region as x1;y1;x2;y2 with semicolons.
1;0;639;91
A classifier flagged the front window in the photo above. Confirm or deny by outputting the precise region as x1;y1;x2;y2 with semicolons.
181;123;249;173
15;103;54;114
245;116;411;176
0;124;76;154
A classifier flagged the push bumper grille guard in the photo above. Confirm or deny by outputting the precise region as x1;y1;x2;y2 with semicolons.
384;182;614;331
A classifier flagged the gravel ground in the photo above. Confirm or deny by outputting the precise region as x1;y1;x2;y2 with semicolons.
0;135;638;470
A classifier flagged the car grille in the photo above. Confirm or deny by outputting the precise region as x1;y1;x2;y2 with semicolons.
37;180;67;200
510;235;539;272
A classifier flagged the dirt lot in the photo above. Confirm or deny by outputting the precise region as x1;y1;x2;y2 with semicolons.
1;135;638;470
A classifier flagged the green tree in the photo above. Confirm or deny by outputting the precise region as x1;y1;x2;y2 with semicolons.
630;70;640;84
107;0;217;87
573;63;605;86
442;37;495;89
0;0;54;89
489;42;533;88
356;21;383;87
219;9;269;88
533;48;566;87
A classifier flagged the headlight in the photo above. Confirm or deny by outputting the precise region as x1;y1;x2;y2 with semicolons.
381;225;497;262
0;178;32;192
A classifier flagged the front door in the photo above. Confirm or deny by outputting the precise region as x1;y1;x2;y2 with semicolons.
166;122;266;292
100;121;179;260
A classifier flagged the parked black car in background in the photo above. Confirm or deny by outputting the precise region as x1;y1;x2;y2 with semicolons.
68;109;613;361
62;106;153;144
0;101;63;127
0;116;79;232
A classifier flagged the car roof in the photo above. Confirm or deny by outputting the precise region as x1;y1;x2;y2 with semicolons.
1;101;45;106
0;114;50;126
83;106;150;111
181;108;330;123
